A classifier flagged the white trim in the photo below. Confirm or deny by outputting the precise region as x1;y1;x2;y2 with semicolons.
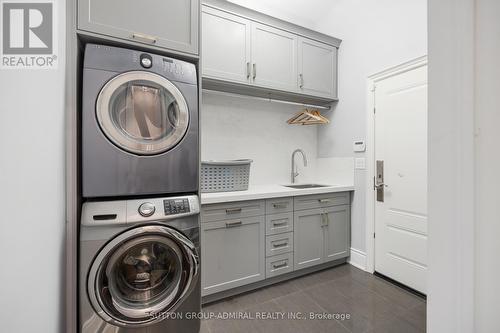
348;248;367;271
365;56;428;274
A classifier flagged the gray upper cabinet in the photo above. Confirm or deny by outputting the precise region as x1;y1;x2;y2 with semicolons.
78;0;199;55
202;6;251;83
251;23;298;91
298;38;338;99
201;2;341;103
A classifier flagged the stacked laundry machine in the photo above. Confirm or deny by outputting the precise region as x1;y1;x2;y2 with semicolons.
79;44;200;333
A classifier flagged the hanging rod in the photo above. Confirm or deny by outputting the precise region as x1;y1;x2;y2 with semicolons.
201;89;332;110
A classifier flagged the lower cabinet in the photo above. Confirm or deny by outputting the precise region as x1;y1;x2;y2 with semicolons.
201;192;351;298
201;216;265;296
294;205;350;270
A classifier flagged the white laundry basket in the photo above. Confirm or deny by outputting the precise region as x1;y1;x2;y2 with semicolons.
201;159;253;193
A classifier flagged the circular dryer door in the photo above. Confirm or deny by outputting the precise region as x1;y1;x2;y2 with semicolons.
88;225;199;327
96;71;189;155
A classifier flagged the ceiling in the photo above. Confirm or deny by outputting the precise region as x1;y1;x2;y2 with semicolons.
227;0;338;30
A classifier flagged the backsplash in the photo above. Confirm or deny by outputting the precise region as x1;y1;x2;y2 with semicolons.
201;92;318;185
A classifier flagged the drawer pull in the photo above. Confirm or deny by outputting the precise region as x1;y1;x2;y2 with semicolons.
225;208;242;214
272;219;288;226
272;261;288;269
272;241;289;248
225;221;243;228
272;202;288;209
318;199;332;204
131;33;157;44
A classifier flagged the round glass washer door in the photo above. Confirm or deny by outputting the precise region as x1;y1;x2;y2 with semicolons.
87;225;199;327
96;71;189;155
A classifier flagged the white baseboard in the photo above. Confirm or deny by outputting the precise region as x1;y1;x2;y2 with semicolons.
348;247;367;271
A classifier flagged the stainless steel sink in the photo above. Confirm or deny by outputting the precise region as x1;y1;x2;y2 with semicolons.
283;184;329;189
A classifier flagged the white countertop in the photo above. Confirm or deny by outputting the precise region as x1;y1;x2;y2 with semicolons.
201;184;355;205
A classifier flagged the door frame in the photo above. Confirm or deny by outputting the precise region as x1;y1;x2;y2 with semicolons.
365;56;428;273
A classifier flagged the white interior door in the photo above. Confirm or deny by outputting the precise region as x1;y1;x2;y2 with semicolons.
374;63;428;294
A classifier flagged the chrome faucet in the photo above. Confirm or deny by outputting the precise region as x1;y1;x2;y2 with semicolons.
291;149;308;183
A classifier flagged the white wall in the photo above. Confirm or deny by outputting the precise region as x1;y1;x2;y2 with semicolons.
312;0;427;252
473;0;500;331
201;92;318;185
0;2;66;332
428;0;500;332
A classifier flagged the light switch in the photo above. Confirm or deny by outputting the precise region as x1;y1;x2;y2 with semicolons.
355;158;366;170
353;140;366;152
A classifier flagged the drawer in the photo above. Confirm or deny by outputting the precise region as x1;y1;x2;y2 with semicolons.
201;200;265;223
266;253;294;278
266;232;294;257
266;197;293;214
266;212;293;235
294;192;350;211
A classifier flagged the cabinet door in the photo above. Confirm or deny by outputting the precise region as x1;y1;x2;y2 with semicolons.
298;38;337;98
323;205;350;262
251;23;298;91
293;208;325;270
78;0;199;55
201;216;265;296
202;6;251;83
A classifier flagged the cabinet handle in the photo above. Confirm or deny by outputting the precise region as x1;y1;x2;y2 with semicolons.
225;221;243;228
272;240;289;248
272;261;288;269
318;199;332;204
272;219;288;226
225;208;242;214
253;63;257;79
272;202;288;209
299;74;304;88
131;33;157;44
246;62;251;78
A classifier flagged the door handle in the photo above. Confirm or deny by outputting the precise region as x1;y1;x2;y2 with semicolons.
272;202;288;209
225;221;243;228
272;240;289;248
131;33;157;44
272;261;288;269
299;74;304;88
246;62;251;78
225;208;242;214
272;219;289;226
318;199;332;204
253;63;256;79
375;160;385;202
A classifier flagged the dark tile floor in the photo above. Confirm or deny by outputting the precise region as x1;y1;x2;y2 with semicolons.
201;264;426;333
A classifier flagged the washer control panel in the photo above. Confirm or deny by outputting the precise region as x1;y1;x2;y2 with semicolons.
81;195;200;226
164;198;190;215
